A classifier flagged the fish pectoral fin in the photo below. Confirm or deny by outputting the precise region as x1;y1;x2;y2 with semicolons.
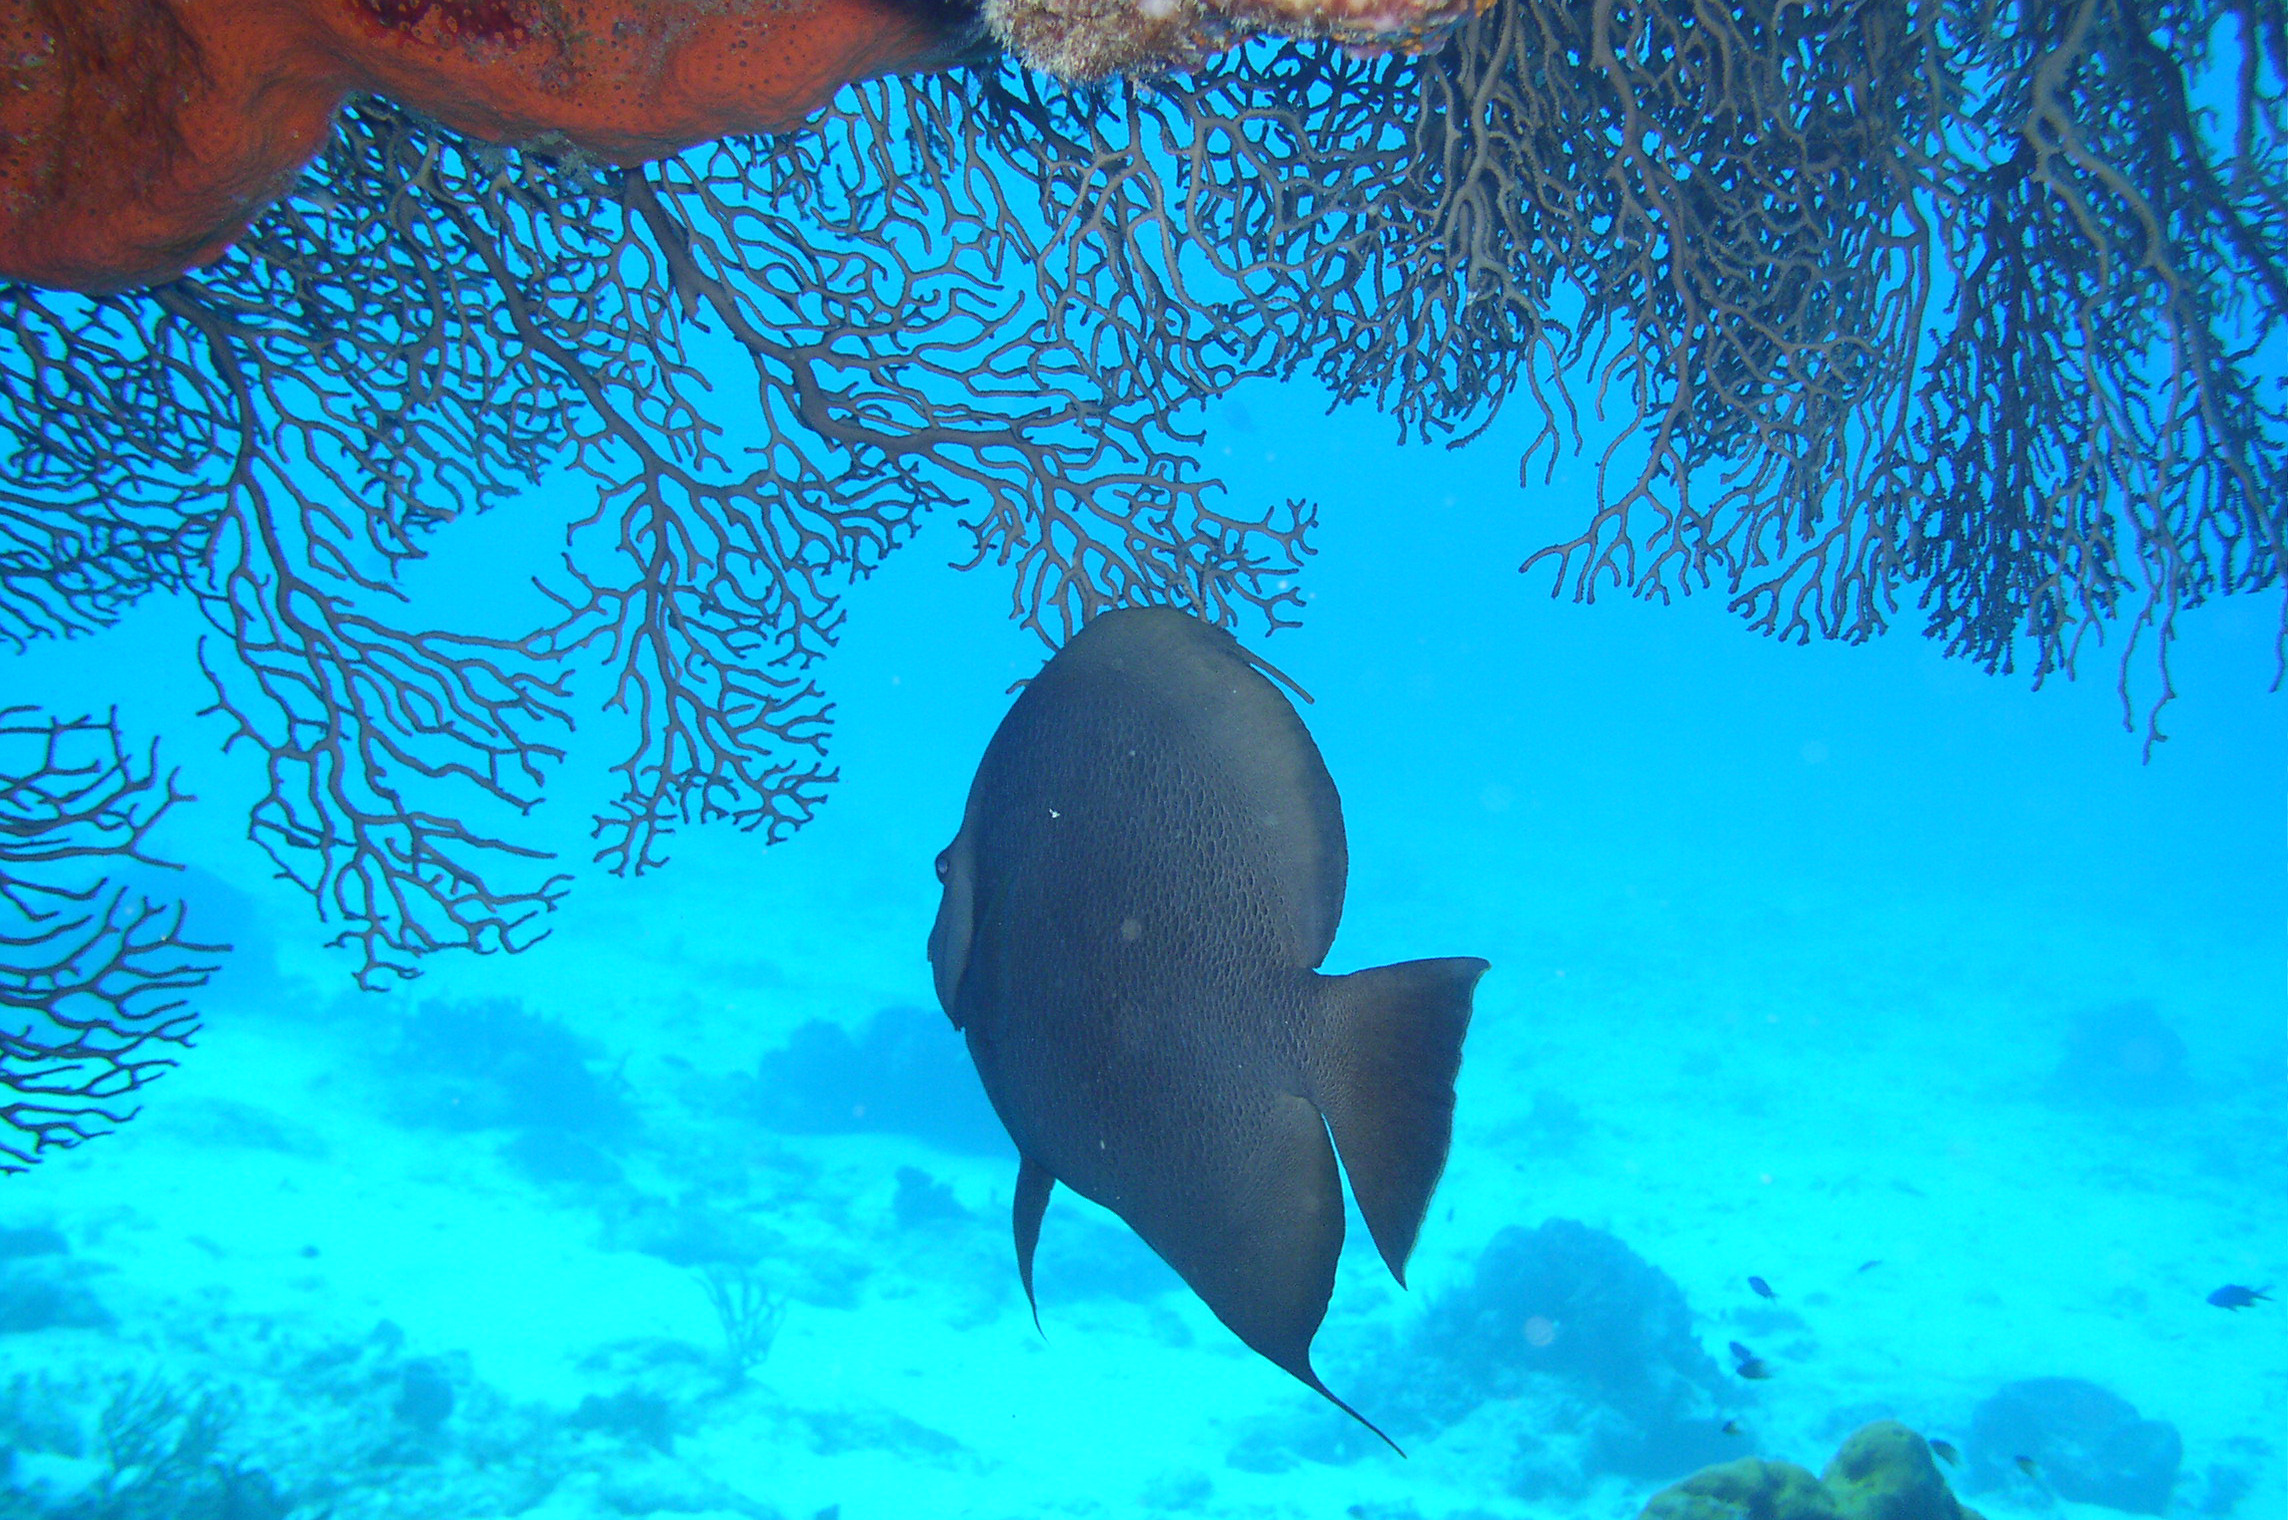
1013;1155;1054;1335
927;828;979;1027
1309;956;1487;1287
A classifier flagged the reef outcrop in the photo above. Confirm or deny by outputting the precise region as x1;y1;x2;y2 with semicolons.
1413;1218;1741;1485
748;1006;1009;1156
981;0;1479;85
2048;1003;2195;1107
1643;1421;1983;1520
0;0;1477;291
1230;1219;1742;1488
0;0;983;291
1966;1378;2181;1515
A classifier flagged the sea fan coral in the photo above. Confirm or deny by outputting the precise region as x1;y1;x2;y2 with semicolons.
0;88;1316;987
0;708;219;1170
1125;3;2285;750
0;2;2277;1004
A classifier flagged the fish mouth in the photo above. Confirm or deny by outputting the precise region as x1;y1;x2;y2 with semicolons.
981;0;1484;84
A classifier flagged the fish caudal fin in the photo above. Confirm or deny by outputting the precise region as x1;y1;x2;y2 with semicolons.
1013;1155;1054;1333
1310;956;1486;1286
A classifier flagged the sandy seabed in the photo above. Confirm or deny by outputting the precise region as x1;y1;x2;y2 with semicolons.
2;386;2279;1520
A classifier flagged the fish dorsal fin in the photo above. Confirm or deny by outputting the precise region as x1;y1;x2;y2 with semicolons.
1016;607;1346;968
1309;956;1487;1284
1236;644;1315;707
1212;686;1346;969
1169;623;1347;968
1012;1155;1054;1334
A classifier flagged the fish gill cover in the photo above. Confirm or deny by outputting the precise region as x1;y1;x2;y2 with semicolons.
0;4;2280;1157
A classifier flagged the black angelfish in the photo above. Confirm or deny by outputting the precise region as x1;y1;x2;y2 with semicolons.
928;607;1487;1436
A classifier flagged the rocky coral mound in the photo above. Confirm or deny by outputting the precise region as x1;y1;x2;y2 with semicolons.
1642;1420;1981;1520
748;1007;1007;1158
1229;1218;1740;1491
1403;1218;1741;1485
1966;1378;2181;1515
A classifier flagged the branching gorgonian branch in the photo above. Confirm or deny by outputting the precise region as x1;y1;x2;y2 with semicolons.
0;707;219;1170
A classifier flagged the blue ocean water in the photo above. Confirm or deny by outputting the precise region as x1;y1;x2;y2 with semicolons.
0;359;2281;1520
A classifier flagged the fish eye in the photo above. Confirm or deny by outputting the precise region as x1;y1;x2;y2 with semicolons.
934;850;950;883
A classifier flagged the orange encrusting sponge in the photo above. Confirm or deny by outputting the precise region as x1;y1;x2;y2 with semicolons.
0;0;973;291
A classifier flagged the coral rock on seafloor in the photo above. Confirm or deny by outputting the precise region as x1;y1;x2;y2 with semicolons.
1642;1421;1984;1520
2048;1001;2194;1106
1966;1378;2181;1515
1401;1218;1741;1483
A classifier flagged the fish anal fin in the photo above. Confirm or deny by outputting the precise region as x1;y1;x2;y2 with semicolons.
1135;1089;1347;1410
1304;1370;1407;1459
1310;956;1486;1286
1013;1155;1054;1334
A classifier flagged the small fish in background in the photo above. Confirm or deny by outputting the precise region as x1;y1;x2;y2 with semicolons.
1721;1420;1744;1436
1748;1275;1776;1299
1727;1340;1755;1363
1727;1340;1774;1379
2015;1455;2041;1479
2207;1284;2271;1310
1857;1259;1883;1273
1928;1438;1961;1466
929;607;1487;1445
